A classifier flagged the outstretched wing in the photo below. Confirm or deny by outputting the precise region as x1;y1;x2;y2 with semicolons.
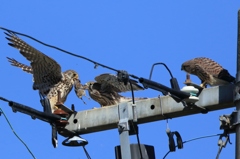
94;73;144;92
7;57;33;74
6;32;63;92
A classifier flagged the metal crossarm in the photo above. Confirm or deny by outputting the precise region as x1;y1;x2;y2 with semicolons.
62;84;234;136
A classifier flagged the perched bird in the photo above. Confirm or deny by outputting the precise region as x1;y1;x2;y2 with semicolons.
7;57;88;106
181;57;235;88
5;32;86;147
5;32;84;113
85;73;145;107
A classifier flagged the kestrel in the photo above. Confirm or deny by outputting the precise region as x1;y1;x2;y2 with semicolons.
6;32;83;112
6;32;87;147
7;57;88;106
181;57;235;88
85;73;145;107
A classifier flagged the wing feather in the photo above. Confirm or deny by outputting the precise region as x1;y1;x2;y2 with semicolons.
5;32;62;91
94;73;144;92
7;57;33;74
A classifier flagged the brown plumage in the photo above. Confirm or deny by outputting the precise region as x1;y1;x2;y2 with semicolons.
5;32;88;148
86;73;145;107
7;57;33;74
5;32;86;113
181;57;235;88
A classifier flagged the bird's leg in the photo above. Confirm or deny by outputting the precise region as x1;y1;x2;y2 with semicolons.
200;81;207;88
80;97;87;105
55;90;63;109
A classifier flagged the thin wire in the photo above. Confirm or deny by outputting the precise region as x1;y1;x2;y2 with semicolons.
129;81;135;104
130;121;144;159
162;151;171;159
0;107;37;159
182;134;221;144
149;63;174;80
83;146;91;159
162;133;221;159
129;80;144;159
0;27;140;80
0;96;10;102
136;132;143;159
216;146;223;159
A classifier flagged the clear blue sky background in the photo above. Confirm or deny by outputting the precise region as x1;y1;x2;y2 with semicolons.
0;1;239;159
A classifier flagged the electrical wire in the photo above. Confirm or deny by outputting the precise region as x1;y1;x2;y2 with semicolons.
129;80;144;159
149;63;174;80
129;80;135;104
162;133;222;159
182;134;221;144
0;96;10;102
83;146;91;159
0;27;140;80
0;107;37;159
216;146;223;159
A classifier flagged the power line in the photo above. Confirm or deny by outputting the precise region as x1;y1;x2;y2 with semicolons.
0;107;37;159
0;26;140;80
162;133;221;159
83;146;91;159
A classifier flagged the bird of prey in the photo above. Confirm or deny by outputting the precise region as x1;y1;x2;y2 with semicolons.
85;73;145;107
181;57;235;88
7;57;87;106
5;32;86;113
5;32;86;148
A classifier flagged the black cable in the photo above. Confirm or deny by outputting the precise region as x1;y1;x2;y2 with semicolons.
130;121;143;159
182;134;221;144
0;107;36;159
83;146;91;159
129;80;135;104
149;63;174;80
136;132;143;159
162;151;171;159
216;147;222;159
162;133;222;159
129;80;144;159
0;96;10;102
0;27;140;80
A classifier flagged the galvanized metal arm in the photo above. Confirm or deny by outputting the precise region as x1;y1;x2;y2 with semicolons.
62;84;234;136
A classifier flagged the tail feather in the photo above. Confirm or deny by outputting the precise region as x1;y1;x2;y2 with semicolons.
218;69;235;83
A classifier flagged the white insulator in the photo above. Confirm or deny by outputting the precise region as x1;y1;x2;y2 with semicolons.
184;96;199;103
181;86;199;103
181;86;199;96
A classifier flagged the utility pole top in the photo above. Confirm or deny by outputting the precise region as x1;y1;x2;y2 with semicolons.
59;84;234;136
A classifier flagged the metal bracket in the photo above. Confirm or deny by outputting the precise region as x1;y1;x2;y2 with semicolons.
118;118;130;133
219;111;237;134
118;102;131;159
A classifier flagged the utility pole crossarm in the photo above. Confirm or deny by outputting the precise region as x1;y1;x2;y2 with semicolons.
61;84;234;136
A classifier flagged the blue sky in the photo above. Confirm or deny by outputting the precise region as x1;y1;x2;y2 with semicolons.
0;1;240;159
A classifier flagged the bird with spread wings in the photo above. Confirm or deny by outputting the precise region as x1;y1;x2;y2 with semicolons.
8;56;145;107
5;32;86;147
84;73;145;107
5;32;86;112
181;57;235;88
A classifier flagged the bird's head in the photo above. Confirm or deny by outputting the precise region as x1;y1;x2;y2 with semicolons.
85;81;95;89
181;60;195;74
85;81;101;92
64;70;79;80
